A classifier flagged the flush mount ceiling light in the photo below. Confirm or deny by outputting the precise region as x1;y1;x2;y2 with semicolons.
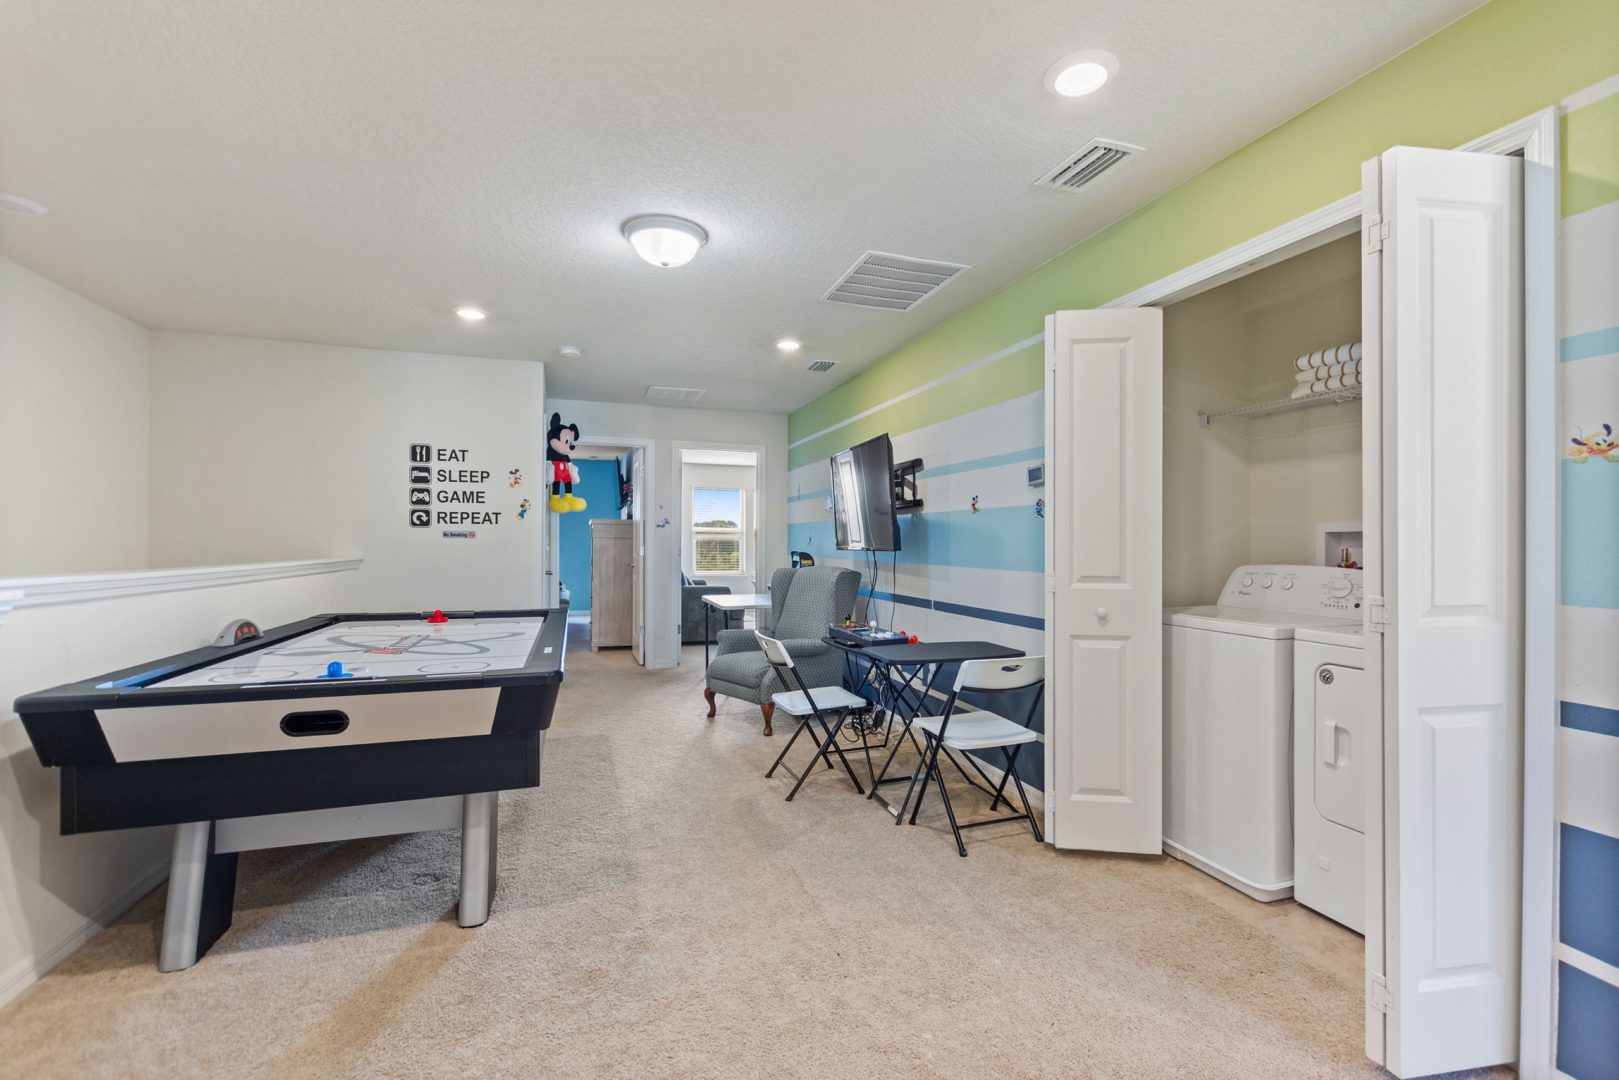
1043;49;1118;98
622;214;708;268
0;193;49;217
455;306;487;322
558;345;583;359
775;338;802;353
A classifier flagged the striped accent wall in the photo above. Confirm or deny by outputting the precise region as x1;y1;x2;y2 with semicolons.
790;51;1619;1074
788;391;1048;783
1556;82;1619;1080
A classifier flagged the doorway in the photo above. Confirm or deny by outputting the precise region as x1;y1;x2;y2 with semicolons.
676;445;766;656
547;437;650;665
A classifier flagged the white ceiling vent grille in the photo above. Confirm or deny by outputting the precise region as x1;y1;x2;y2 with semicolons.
1035;138;1143;192
806;360;836;373
645;385;706;402
821;251;969;312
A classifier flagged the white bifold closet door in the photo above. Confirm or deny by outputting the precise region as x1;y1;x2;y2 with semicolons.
1361;146;1523;1077
1043;308;1163;853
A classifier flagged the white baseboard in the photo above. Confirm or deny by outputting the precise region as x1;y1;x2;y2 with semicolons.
0;858;169;1010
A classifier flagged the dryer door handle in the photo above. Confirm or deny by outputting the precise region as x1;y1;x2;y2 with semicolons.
1322;718;1340;765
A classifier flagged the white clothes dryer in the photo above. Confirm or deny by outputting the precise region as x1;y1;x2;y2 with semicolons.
1293;622;1367;932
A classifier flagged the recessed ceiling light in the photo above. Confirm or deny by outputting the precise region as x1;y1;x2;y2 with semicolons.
455;306;487;322
622;215;708;268
1044;49;1118;98
0;193;49;217
775;338;802;353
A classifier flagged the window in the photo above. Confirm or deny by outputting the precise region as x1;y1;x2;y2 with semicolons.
691;487;745;574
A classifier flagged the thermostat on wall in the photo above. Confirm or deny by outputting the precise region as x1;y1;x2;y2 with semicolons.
1027;463;1045;487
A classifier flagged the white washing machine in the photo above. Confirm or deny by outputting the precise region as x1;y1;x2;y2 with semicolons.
1293;623;1367;932
1163;565;1363;902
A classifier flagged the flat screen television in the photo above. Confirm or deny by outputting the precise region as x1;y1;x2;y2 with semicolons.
829;434;900;551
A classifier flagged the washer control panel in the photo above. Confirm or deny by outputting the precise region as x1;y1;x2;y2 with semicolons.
1218;565;1364;616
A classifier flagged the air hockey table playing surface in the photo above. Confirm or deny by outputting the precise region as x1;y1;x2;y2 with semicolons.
158;617;551;686
14;608;567;971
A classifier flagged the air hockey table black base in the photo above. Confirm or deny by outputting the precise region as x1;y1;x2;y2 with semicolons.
15;609;566;971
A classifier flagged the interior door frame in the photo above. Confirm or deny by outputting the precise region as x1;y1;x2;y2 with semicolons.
1078;107;1560;1074
672;439;770;657
572;434;655;667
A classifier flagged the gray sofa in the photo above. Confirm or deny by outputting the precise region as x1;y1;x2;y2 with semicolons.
681;575;737;644
702;565;861;735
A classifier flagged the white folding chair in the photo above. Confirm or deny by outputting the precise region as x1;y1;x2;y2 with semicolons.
756;632;868;800
899;657;1044;856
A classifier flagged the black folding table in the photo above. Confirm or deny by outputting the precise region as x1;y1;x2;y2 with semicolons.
827;639;1027;817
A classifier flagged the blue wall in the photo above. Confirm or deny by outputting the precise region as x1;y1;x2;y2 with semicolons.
557;459;621;612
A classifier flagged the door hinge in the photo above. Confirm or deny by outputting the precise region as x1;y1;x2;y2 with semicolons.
1368;596;1391;632
1365;214;1389;253
1367;972;1390;1014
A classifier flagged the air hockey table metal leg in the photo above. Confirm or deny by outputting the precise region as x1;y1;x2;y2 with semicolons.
159;821;238;972
458;791;499;928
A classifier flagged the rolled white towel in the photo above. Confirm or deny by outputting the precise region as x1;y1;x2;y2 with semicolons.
1296;360;1357;382
1300;370;1364;395
1294;347;1331;372
1292;341;1364;372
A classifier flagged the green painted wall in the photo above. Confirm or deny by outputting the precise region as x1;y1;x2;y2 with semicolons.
790;0;1619;468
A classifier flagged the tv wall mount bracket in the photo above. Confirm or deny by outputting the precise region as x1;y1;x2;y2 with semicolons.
893;458;923;513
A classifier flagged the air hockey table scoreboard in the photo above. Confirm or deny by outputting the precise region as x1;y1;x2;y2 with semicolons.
14;608;566;971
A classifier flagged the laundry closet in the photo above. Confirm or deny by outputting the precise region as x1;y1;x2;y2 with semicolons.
1162;232;1363;602
1159;232;1369;932
1046;142;1532;1075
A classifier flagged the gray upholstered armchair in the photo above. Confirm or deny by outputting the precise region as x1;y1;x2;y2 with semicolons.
703;565;861;735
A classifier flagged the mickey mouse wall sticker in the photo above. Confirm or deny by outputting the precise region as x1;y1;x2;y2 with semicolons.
546;412;588;513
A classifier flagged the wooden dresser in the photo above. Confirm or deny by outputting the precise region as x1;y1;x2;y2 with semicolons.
589;519;634;650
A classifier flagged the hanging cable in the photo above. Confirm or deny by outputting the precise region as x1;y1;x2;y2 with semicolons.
891;549;899;631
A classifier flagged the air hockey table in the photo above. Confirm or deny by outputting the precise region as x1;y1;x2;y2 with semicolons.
14;608;566;971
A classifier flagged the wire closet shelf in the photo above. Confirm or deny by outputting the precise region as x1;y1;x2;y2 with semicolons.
1197;385;1362;428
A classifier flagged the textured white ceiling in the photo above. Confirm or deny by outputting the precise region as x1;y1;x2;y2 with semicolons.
0;1;1478;413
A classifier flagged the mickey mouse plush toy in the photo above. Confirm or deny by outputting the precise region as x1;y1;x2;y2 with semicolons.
546;412;587;513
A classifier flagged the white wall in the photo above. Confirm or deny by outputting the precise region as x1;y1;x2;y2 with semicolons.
547;398;787;667
681;459;758;595
0;256;151;576
1162;269;1255;609
148;333;547;611
0;566;355;1006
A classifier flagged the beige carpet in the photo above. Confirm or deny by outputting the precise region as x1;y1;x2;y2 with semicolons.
0;626;1508;1079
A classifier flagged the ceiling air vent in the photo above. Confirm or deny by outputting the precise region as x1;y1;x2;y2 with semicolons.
645;385;705;402
1035;138;1142;192
821;251;969;312
806;360;836;373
